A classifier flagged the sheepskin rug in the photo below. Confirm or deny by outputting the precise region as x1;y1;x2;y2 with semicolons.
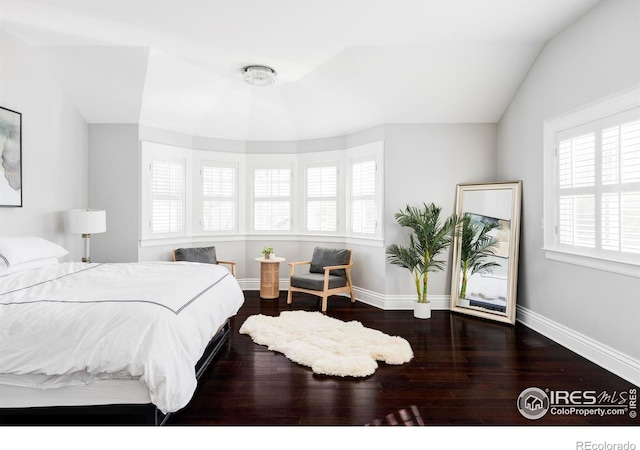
239;310;414;377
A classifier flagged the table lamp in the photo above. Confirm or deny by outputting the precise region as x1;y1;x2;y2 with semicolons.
69;209;106;263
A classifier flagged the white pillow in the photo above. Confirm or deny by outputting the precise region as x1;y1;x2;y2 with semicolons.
0;236;68;270
0;257;59;276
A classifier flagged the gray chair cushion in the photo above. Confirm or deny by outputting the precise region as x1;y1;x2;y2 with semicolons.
290;273;348;291
309;247;350;277
174;246;217;264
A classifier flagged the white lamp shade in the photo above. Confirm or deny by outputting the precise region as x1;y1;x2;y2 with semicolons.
69;209;107;234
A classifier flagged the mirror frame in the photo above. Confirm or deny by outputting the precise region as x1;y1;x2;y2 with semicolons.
449;181;522;325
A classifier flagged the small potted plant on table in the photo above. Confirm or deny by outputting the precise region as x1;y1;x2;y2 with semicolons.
262;247;274;260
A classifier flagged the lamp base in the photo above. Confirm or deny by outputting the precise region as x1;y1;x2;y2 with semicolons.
82;233;92;263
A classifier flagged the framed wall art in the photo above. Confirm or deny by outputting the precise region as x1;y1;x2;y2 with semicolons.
0;106;22;207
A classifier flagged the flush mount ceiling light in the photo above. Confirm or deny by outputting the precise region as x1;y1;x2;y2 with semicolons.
243;65;277;86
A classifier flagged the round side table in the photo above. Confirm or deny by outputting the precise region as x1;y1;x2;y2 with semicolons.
255;256;286;299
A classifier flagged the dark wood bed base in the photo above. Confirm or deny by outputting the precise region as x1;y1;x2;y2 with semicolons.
0;319;232;426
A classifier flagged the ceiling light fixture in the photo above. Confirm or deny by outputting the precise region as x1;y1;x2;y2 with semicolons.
243;65;277;86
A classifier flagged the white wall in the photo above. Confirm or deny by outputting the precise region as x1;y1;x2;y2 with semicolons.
497;0;640;382
0;31;88;259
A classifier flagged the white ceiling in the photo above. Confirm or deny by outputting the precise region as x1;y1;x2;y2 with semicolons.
0;0;601;141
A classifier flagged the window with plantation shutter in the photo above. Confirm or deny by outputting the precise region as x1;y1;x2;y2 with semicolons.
305;163;338;232
141;141;384;244
150;159;185;235
350;159;377;235
544;88;640;276
200;162;237;232
253;167;291;232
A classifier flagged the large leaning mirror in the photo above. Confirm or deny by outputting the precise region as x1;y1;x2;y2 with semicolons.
450;181;522;325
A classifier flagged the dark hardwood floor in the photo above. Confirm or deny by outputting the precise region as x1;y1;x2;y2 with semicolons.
1;291;636;430
169;291;638;426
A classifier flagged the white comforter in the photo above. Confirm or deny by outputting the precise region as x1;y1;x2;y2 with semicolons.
0;261;244;414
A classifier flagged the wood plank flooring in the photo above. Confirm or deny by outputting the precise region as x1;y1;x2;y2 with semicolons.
169;291;638;426
1;291;636;430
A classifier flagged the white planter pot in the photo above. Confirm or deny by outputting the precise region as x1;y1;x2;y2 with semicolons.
414;302;431;319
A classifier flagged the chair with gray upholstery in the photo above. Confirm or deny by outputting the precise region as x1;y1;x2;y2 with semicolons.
287;247;354;312
173;246;237;277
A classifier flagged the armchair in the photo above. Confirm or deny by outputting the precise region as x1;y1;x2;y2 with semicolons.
287;247;355;312
173;246;237;277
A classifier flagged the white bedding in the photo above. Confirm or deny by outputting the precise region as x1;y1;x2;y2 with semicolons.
0;261;244;414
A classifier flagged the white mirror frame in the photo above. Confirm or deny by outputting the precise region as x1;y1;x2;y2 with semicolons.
449;181;522;325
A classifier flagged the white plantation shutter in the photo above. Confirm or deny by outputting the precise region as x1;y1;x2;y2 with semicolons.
602;114;640;254
557;132;596;248
554;106;640;261
621;192;640;253
201;164;237;232
151;159;185;235
306;164;338;232
351;159;377;234
253;167;291;231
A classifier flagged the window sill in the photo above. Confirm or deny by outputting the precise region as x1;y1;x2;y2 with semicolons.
140;234;384;248
543;248;640;278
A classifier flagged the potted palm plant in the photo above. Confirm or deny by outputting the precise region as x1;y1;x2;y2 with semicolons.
458;214;501;299
386;202;459;319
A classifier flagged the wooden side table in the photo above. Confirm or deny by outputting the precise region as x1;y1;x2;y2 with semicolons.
255;256;286;299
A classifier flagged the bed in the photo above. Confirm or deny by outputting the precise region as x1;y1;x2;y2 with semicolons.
0;237;245;425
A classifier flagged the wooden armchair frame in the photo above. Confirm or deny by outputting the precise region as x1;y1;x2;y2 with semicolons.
287;252;355;312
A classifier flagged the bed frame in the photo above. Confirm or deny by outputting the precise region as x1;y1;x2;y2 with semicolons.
0;319;231;426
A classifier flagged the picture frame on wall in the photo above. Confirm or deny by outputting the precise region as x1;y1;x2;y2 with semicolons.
0;106;22;207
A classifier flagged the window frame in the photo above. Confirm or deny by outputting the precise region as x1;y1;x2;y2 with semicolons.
543;86;640;277
140;141;385;247
346;142;384;241
141;142;190;240
302;159;341;234
194;159;239;236
250;161;294;234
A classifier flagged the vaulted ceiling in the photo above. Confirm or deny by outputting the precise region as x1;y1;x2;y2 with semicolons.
0;0;601;141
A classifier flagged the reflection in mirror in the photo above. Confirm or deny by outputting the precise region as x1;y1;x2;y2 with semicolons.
450;181;522;325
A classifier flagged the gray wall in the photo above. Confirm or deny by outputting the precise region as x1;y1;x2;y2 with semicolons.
383;124;497;302
88;124;139;263
0;31;88;259
497;0;640;367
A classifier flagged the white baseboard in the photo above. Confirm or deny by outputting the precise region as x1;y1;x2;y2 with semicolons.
239;278;261;291
359;289;450;311
350;287;386;309
516;305;640;387
238;280;450;310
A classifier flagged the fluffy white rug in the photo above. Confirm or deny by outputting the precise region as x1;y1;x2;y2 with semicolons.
239;310;414;377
